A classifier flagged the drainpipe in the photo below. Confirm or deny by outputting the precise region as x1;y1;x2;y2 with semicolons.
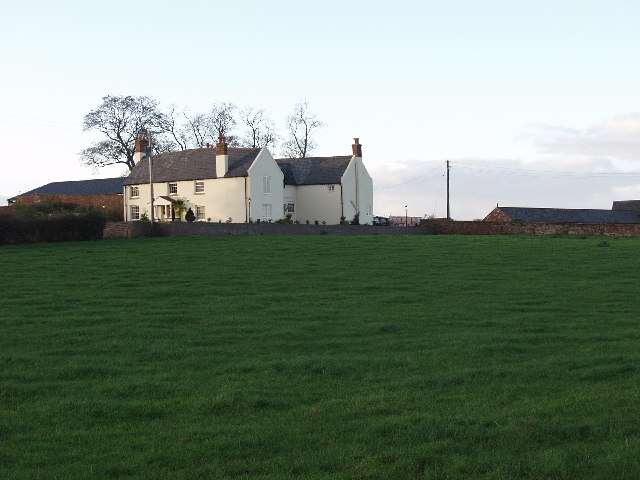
245;177;249;222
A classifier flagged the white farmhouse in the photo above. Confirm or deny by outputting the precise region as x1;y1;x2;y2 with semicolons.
123;136;373;225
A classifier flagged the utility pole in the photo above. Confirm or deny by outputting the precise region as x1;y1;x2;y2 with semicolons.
446;160;451;220
146;130;154;225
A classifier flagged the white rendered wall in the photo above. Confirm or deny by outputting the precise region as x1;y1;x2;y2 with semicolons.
124;177;246;222
247;148;284;222
341;156;374;225
294;184;343;224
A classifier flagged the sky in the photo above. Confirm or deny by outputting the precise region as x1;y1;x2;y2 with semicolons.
1;0;639;219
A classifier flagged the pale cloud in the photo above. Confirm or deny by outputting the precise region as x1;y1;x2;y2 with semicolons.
369;156;640;220
524;114;640;161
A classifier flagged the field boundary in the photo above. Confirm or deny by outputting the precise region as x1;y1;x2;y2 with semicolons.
422;219;640;237
103;221;435;238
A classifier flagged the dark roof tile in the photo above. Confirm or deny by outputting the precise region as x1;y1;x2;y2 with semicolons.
499;207;640;224
15;177;125;197
124;148;260;185
275;156;352;185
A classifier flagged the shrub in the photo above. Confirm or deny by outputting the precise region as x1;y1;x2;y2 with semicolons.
0;212;108;245
351;213;360;225
185;208;196;222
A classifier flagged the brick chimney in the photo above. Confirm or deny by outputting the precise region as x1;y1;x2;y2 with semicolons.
134;134;149;164
352;138;362;157
216;135;228;177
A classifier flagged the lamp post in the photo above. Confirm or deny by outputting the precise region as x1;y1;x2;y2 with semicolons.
405;205;408;227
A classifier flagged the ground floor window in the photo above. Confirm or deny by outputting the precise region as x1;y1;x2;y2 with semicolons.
155;205;173;220
196;205;205;220
262;204;272;221
286;202;295;214
130;205;140;220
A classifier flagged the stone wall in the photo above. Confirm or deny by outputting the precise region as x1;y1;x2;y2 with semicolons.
422;219;640;237
103;221;434;238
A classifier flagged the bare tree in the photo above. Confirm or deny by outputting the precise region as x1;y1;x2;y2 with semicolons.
80;95;170;170
282;100;324;158
157;105;191;151
183;112;208;148
240;107;279;148
181;102;239;147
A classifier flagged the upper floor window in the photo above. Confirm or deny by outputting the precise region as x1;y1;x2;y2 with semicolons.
263;176;271;194
328;185;335;192
168;183;178;195
130;205;140;220
194;181;205;194
130;186;139;198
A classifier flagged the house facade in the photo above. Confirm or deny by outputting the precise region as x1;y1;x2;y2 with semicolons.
123;136;373;225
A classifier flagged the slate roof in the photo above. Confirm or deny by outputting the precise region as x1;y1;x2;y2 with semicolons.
498;207;640;224
124;148;261;185
13;177;125;198
275;156;352;185
612;200;640;214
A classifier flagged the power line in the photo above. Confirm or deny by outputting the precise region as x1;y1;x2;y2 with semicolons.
0;114;81;130
374;164;442;191
453;161;640;179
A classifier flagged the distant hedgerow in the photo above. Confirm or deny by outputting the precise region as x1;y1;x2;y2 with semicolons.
0;212;107;245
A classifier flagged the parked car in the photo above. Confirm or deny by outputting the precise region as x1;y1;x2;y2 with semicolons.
373;216;389;226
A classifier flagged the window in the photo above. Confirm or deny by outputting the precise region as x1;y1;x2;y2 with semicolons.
194;181;205;193
328;185;335;192
168;183;178;195
165;205;172;219
130;186;139;198
286;202;295;214
196;205;205;221
262;204;272;221
263;176;271;194
130;205;140;220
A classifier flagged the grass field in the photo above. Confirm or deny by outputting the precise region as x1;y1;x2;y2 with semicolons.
1;235;639;479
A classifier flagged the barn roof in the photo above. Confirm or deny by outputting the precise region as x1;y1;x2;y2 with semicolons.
13;177;125;198
497;207;640;224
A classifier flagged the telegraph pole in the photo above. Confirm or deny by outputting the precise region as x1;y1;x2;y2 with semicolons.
446;160;451;220
146;130;154;225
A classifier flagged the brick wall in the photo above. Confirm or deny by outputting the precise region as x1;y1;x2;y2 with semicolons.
0;205;16;215
422;219;640;237
14;194;123;219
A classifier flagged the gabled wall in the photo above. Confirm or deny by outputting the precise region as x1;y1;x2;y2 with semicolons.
341;156;373;224
247;148;284;222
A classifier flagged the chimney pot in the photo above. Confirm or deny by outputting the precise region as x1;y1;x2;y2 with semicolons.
351;137;362;157
216;135;228;156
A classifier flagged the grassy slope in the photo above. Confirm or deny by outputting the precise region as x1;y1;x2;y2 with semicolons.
1;235;639;479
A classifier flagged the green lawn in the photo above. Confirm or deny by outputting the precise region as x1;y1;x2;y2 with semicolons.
1;235;639;479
